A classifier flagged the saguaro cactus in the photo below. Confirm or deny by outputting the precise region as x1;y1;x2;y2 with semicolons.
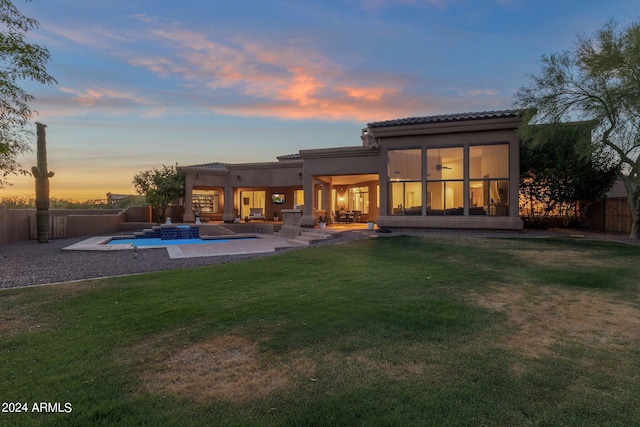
31;123;55;243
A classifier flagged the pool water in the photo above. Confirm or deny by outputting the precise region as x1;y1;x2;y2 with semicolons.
106;237;256;247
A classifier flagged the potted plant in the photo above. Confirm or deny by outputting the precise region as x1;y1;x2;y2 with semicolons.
273;211;280;221
367;218;375;230
318;216;326;229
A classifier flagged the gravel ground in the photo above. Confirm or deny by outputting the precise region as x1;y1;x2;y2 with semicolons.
1;228;637;289
0;230;372;289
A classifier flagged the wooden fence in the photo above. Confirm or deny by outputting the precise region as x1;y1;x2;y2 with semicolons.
594;198;633;233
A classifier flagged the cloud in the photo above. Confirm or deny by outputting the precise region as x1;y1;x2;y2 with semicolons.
38;86;163;120
38;14;508;124
124;24;421;122
467;88;500;97
341;86;397;102
129;13;156;24
362;0;448;10
43;23;126;49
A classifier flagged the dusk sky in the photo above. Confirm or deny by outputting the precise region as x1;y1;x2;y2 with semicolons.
4;0;640;200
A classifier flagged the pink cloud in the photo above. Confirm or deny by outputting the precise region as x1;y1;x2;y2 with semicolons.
127;25;416;121
341;86;398;102
51;86;154;117
41;17;461;123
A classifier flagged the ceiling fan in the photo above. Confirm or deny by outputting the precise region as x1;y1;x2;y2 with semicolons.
433;150;451;171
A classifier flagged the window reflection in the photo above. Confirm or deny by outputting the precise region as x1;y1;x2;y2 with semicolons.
470;145;508;179
469;144;509;216
469;180;509;216
388;149;421;181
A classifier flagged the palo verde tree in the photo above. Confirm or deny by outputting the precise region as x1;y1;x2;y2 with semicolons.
516;20;640;239
0;0;56;188
132;164;185;223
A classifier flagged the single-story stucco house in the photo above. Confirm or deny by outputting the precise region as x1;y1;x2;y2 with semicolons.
182;109;526;230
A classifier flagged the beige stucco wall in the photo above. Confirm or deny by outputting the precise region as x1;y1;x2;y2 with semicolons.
376;215;524;230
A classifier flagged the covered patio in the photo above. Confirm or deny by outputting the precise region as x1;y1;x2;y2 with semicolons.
298;145;382;228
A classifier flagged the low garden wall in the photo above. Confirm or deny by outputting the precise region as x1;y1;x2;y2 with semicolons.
0;206;30;246
0;205;155;246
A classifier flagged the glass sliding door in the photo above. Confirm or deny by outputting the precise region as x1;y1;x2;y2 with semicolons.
240;190;266;219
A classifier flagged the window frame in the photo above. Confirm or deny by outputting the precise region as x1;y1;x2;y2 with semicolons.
385;142;511;217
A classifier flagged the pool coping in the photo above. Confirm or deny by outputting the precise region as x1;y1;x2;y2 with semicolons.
62;233;303;259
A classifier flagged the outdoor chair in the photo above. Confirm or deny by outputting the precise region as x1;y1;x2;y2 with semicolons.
249;208;266;222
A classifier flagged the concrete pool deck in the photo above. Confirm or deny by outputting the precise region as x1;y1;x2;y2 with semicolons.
62;233;308;259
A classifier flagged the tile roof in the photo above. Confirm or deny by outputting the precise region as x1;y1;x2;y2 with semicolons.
276;153;301;160
367;109;522;128
183;162;228;170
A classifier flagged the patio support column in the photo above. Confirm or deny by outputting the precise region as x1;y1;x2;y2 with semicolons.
508;135;521;220
323;181;333;219
377;146;389;221
301;169;316;227
222;185;235;223
463;145;469;216
183;177;195;222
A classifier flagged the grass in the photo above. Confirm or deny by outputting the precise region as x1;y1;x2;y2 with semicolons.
1;235;639;426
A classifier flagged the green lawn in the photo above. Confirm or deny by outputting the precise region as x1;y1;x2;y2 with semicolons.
1;235;639;426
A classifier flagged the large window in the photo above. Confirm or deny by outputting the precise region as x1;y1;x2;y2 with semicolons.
469;144;509;216
385;143;511;218
387;149;422;215
388;149;421;181
426;147;464;215
349;186;369;214
192;190;220;214
389;181;422;215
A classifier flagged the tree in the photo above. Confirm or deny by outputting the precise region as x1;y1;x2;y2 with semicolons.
516;20;640;239
519;122;619;228
0;0;56;188
132;164;185;223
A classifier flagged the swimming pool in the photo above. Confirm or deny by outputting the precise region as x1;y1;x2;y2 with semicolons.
106;237;257;247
